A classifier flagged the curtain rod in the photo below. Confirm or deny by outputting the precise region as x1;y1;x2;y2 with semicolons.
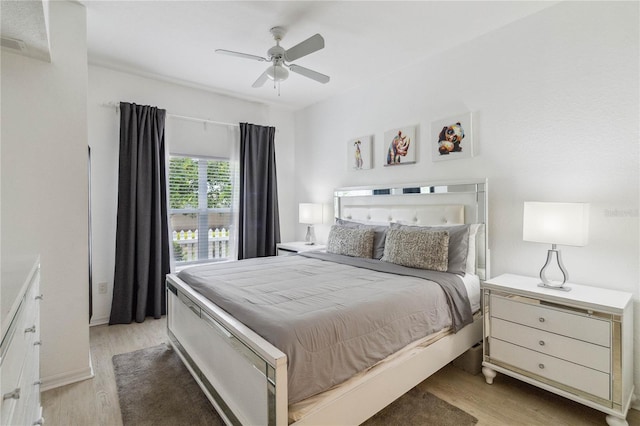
101;102;239;128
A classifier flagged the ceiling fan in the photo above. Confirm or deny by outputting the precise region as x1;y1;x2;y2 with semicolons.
216;26;330;88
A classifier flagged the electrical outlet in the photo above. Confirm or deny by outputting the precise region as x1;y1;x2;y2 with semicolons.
98;282;108;294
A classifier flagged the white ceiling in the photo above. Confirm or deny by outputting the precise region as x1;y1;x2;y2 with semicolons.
7;1;559;110
0;0;50;61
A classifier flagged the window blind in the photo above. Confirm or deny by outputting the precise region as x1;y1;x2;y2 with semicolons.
168;155;233;264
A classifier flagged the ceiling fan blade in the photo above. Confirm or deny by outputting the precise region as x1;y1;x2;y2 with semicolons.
285;34;324;62
288;64;330;84
252;69;270;88
215;49;267;62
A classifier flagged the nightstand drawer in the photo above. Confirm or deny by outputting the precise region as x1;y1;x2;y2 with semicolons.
276;242;326;255
490;294;610;347
490;338;610;400
277;248;297;256
491;318;610;373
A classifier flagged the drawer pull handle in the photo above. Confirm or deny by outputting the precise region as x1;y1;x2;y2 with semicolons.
34;380;43;386
539;317;545;323
3;388;20;400
34;341;42;346
35;294;44;300
33;417;44;425
538;363;545;369
539;340;545;346
25;325;36;334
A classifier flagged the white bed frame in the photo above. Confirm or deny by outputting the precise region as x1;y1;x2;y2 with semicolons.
166;180;488;425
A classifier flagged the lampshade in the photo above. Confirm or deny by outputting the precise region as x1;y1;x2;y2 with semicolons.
299;203;323;224
523;202;589;246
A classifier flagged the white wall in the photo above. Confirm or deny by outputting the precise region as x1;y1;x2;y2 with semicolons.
88;65;296;325
1;1;91;389
294;1;640;403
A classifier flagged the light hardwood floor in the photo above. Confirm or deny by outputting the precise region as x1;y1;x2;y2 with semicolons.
43;317;640;426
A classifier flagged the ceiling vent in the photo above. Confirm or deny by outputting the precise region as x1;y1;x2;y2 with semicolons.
1;36;27;52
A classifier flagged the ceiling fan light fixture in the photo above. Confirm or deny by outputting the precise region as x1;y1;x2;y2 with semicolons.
266;64;289;82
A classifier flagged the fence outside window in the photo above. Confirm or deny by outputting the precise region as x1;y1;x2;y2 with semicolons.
172;227;230;262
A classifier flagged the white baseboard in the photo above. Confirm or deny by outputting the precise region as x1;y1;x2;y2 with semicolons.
90;316;109;327
41;353;95;391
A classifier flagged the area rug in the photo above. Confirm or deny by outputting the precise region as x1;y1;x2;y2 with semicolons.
113;344;477;426
113;344;223;426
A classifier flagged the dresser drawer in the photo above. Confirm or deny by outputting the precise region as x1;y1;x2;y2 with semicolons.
23;336;42;426
490;294;610;347
1;302;29;398
491;318;610;373
24;273;41;325
490;338;610;400
13;350;40;426
1;261;41;426
1;327;27;426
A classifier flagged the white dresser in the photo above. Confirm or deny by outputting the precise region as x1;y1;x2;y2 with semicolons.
1;257;43;426
482;274;635;426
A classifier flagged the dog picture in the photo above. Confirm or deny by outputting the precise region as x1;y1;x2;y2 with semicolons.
354;140;363;169
347;136;372;170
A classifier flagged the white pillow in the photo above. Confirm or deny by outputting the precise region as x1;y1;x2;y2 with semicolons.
465;224;482;275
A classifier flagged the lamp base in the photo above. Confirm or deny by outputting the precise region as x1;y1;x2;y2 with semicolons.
538;245;571;291
304;225;316;245
537;282;571;292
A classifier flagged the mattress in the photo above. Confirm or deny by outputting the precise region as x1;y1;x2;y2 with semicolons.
177;252;472;403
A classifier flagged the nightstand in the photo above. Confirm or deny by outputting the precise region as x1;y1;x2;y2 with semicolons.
276;242;326;256
481;274;635;426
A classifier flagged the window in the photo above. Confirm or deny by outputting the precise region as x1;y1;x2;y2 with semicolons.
168;155;234;265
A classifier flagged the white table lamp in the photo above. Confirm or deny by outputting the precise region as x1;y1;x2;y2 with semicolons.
523;202;589;291
299;203;323;245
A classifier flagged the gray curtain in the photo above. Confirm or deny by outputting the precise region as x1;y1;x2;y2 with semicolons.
110;102;170;324
238;123;281;259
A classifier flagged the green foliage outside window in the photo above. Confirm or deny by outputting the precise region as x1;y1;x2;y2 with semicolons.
169;157;198;209
172;241;185;261
207;161;232;208
169;157;232;209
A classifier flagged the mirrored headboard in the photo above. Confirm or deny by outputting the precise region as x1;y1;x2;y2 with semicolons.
334;180;489;279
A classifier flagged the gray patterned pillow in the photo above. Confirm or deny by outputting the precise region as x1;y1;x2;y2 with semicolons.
327;225;375;258
390;223;469;275
335;218;388;259
382;228;449;271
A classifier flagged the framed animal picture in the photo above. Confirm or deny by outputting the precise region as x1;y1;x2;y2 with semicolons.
383;126;416;166
431;112;473;161
348;136;373;170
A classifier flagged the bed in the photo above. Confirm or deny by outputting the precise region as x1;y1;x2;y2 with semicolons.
166;180;489;425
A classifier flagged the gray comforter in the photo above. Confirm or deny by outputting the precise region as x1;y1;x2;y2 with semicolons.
177;252;471;404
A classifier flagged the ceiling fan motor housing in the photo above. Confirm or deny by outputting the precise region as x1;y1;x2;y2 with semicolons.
267;45;285;61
